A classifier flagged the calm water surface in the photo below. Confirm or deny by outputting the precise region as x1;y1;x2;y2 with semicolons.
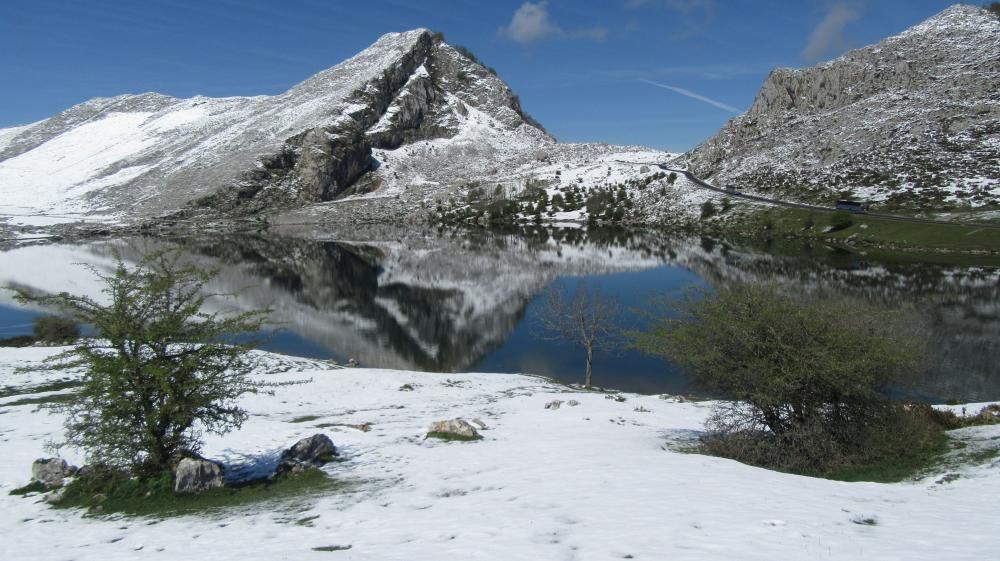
1;226;997;402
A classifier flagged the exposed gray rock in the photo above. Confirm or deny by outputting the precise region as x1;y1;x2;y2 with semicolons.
567;400;580;407
44;488;66;504
687;5;1000;211
427;418;481;440
278;434;338;474
31;458;76;487
544;400;563;410
174;457;225;494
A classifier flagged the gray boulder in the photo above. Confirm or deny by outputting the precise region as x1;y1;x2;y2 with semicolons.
427;418;481;440
174;457;225;494
278;434;338;474
31;458;76;488
544;400;563;410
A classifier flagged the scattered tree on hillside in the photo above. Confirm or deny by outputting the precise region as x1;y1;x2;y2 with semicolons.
535;282;620;389
700;200;718;219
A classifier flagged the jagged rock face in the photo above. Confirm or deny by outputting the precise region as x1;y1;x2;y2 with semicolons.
687;5;1000;211
0;29;553;218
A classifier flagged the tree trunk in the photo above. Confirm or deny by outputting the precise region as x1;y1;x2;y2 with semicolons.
585;344;593;389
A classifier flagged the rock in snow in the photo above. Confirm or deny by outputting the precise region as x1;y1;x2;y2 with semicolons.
277;434;338;474
427;418;481;440
31;458;75;488
173;457;225;494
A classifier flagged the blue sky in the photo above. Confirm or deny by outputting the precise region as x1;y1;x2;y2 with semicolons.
0;0;959;151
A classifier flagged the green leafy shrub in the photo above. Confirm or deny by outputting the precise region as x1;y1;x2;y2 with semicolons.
33;315;80;343
634;283;933;479
700;200;717;219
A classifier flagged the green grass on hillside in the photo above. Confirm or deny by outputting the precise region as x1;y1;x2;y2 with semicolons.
749;208;1000;253
49;467;341;517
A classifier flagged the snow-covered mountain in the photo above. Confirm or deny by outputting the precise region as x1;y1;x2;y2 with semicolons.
0;29;671;224
686;5;1000;212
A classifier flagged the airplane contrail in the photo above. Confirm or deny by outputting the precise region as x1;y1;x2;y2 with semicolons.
639;78;739;113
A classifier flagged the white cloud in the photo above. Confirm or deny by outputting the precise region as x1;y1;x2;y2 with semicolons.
640;78;739;113
802;3;862;62
499;2;608;44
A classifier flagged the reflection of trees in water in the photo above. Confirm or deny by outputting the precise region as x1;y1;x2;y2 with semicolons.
677;241;1000;401
125;228;1000;400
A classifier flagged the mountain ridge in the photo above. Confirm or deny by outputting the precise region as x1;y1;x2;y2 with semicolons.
686;4;1000;213
0;29;579;220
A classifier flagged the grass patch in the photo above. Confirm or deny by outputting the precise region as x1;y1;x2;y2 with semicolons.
0;379;82;399
967;447;1000;463
0;335;36;347
1;392;78;408
426;431;481;442
50;467;341;517
828;430;949;483
8;481;52;496
747;208;1000;255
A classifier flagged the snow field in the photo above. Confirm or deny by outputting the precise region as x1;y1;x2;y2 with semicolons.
1;346;999;560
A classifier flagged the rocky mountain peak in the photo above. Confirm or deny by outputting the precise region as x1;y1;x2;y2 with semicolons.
688;4;1000;212
0;27;554;219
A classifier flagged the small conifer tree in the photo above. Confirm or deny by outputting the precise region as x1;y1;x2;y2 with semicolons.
13;250;271;475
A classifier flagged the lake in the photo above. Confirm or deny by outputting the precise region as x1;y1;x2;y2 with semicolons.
1;225;998;402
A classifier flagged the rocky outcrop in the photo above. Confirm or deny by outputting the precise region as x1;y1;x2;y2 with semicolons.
31;458;77;487
174;457;225;493
277;434;338;475
427;418;481;440
687;5;1000;212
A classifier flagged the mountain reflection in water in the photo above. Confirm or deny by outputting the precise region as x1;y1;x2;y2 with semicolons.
0;225;997;403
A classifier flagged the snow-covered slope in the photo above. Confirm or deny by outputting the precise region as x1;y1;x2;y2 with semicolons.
687;4;1000;212
0;29;674;225
2;346;999;560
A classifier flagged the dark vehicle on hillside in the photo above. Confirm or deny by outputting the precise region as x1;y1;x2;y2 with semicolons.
724;184;739;193
835;200;869;213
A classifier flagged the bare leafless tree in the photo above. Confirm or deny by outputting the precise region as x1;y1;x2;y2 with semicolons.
534;281;620;389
